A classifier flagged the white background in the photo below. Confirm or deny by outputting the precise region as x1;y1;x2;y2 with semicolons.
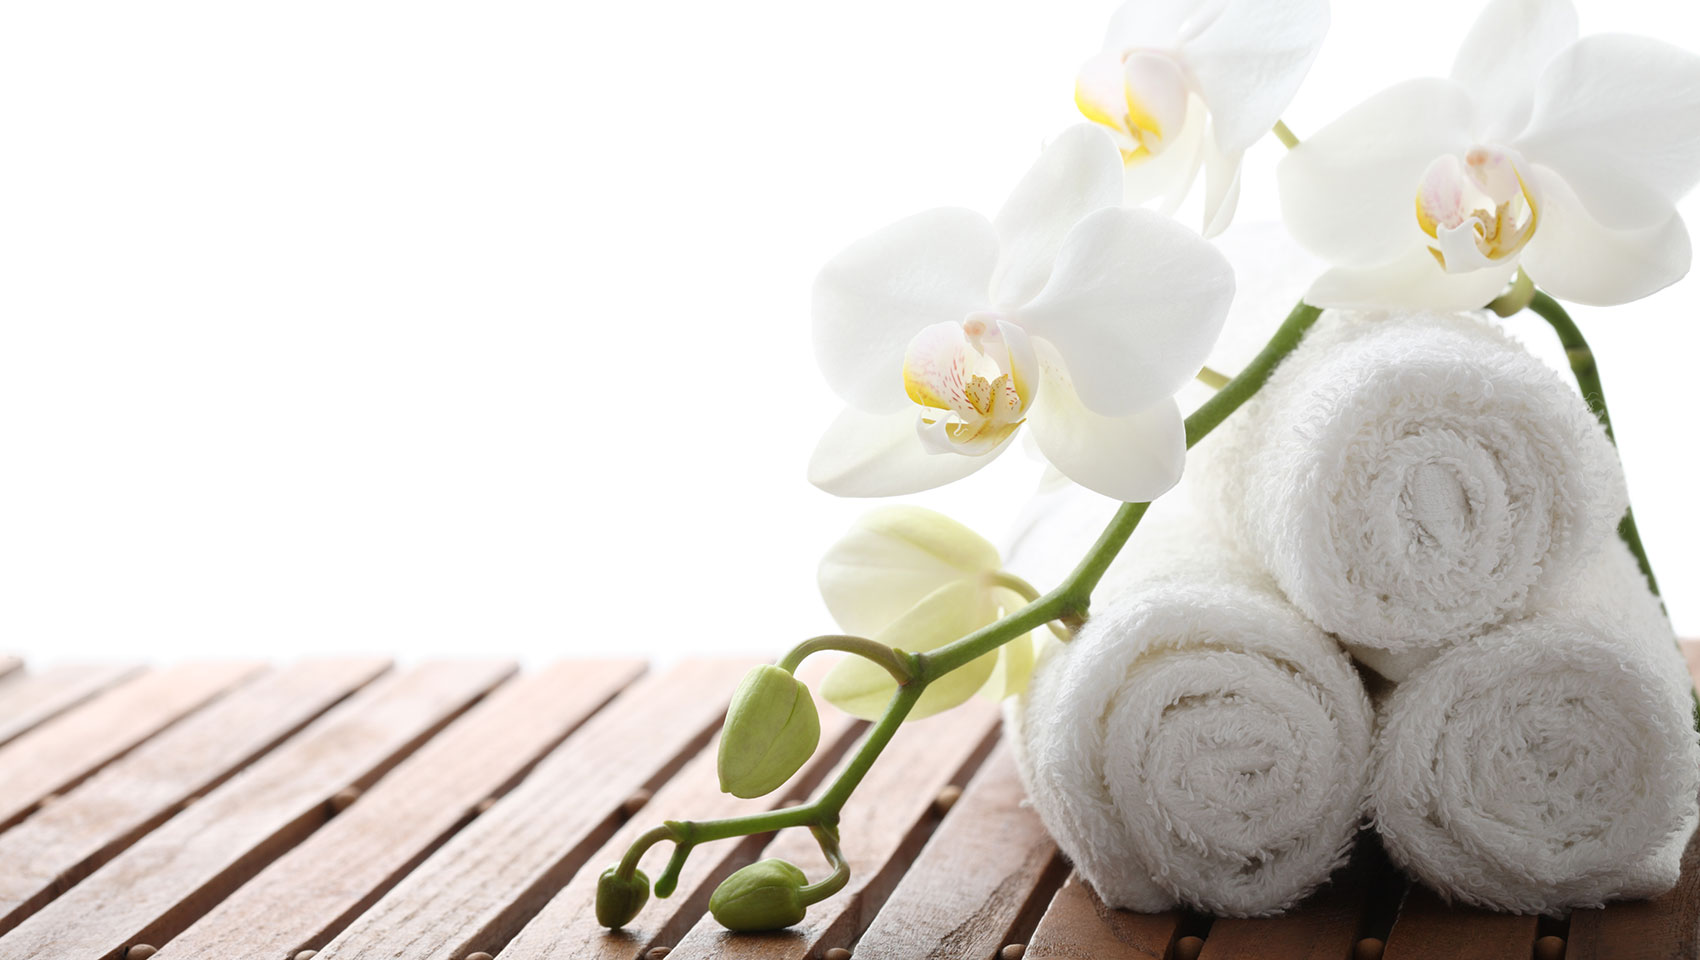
2;0;1696;663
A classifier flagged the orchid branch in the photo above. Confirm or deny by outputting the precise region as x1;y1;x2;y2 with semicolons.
596;301;1323;931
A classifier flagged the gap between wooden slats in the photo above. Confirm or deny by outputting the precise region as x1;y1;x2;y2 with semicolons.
0;659;514;960
851;742;1067;960
0;661;265;834
665;695;1003;960
498;661;865;960
311;660;759;960
0;658;391;937
155;660;646;960
0;663;142;750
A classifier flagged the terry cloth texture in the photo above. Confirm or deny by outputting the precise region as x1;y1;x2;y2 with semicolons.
1191;309;1626;669
1005;488;1375;917
1371;537;1700;914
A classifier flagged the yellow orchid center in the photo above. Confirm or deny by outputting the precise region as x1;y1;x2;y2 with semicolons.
1075;50;1189;166
902;315;1036;456
1415;146;1539;273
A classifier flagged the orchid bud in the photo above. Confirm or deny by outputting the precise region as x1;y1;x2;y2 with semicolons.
708;858;809;931
717;665;820;799
594;866;650;929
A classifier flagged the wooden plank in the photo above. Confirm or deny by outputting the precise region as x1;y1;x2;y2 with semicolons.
0;658;391;936
154;660;646;960
1381;887;1538;960
0;661;264;832
313;660;759;960
852;743;1065;960
1025;874;1183;960
499;664;864;960
665;697;1002;960
0;663;143;750
0;659;514;960
1201;851;1376;960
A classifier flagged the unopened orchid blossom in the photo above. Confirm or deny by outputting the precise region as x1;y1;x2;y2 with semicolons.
809;124;1234;504
1075;0;1330;237
1280;0;1700;309
815;507;1040;722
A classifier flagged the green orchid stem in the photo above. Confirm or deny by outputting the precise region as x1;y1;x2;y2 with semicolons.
1522;291;1661;598
927;300;1323;678
1488;269;1536;317
988;571;1074;642
603;301;1325;930
616;823;682;881
1272;120;1300;150
777;634;916;685
799;824;851;904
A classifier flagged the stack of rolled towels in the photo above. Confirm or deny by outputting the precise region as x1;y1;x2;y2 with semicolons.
1005;308;1700;918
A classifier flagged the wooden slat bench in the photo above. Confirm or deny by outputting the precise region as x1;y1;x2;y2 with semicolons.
0;649;1695;960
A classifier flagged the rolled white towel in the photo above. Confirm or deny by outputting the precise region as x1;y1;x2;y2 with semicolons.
1006;487;1375;916
1372;538;1700;913
1192;309;1626;662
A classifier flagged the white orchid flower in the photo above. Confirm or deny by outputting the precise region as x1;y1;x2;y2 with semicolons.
816;507;1038;721
1280;0;1700;309
809;125;1235;504
1075;0;1330;237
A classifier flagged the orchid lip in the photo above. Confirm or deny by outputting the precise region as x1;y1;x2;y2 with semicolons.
902;317;1037;457
1414;145;1540;273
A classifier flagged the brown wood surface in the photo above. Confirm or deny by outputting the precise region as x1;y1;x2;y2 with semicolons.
1201;850;1380;960
1381;887;1539;960
0;662;140;749
0;661;264;832
501;665;865;960
0;658;390;935
155;660;646;960
1025;874;1185;960
312;660;758;960
665;696;1002;960
0;659;514;960
1567;811;1700;960
851;743;1065;960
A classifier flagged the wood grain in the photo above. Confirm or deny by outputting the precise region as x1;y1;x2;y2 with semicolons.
851;743;1066;960
154;660;646;960
1381;887;1538;960
0;658;390;936
0;663;144;751
312;660;759;960
1201;850;1374;960
0;660;514;960
500;664;864;960
0;661;264;833
665;696;1002;960
1025;874;1184;960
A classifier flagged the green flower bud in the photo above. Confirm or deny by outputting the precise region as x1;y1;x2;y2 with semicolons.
717;665;820;799
595;866;650;929
708;858;809;931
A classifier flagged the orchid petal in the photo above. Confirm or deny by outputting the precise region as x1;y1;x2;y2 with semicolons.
1450;0;1578;140
1123;97;1208;210
992;125;1124;308
1027;342;1187;503
1305;245;1519;311
818;506;1002;638
1519;34;1700;230
1017;207;1234;416
820;579;999;721
1182;0;1331;155
1522;167;1692;306
977;619;1035;702
1278;79;1476;267
1201;133;1244;239
813;208;998;413
1100;0;1196;51
807;406;1008;498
